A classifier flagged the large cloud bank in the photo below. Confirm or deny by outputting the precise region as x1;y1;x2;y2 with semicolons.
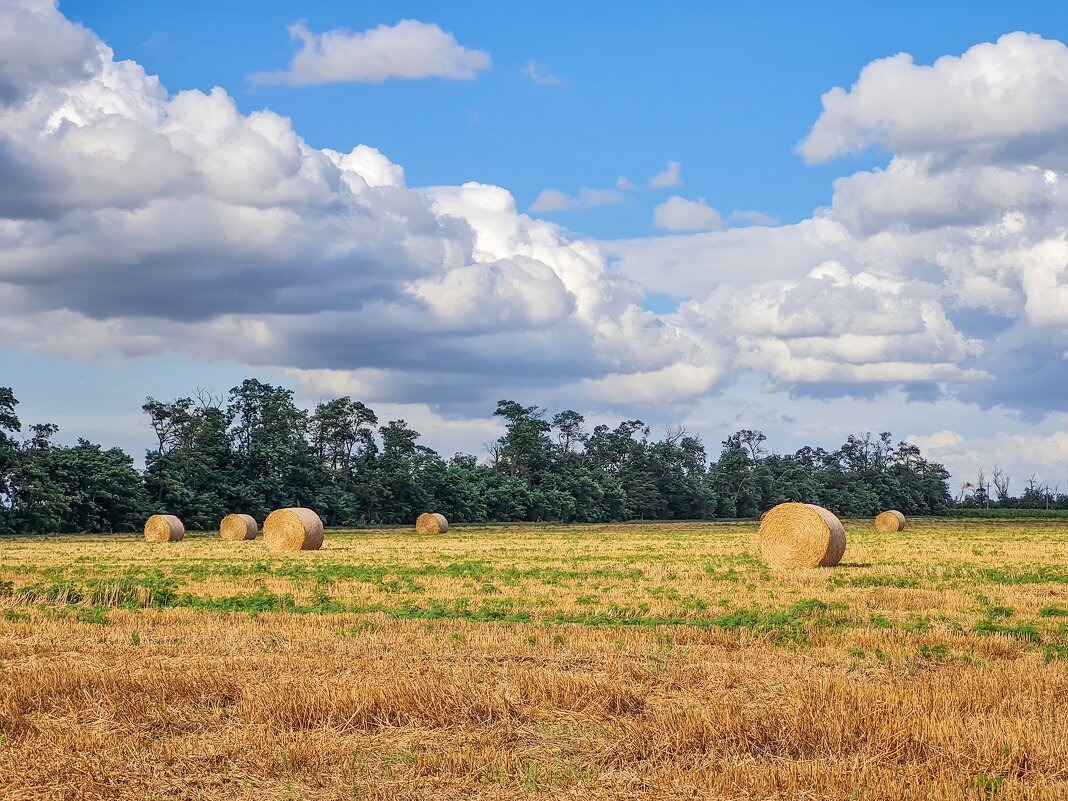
0;0;715;409
1;2;1066;457
613;31;1068;417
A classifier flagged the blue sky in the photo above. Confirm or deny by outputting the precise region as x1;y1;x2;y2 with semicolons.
60;0;1067;237
3;0;1068;488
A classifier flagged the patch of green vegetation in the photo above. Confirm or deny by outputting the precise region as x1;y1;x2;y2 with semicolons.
1038;605;1068;618
12;574;179;608
835;574;919;589
899;615;931;633
548;598;846;641
917;643;951;662
974;773;1005;797
978;566;1068;585
869;613;892;629
76;606;109;626
1;609;28;622
1043;643;1068;662
179;587;296;614
972;619;1040;642
702;565;744;582
385;599;532;624
984;605;1014;619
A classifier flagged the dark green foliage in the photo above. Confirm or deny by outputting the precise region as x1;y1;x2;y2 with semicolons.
0;383;960;533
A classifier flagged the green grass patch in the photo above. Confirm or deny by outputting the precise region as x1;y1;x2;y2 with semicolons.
1038;605;1068;618
972;619;1040;642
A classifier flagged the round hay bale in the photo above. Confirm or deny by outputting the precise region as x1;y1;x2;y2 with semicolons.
144;514;185;543
263;507;324;553
220;513;258;541
755;502;846;569
875;510;906;532
415;512;449;535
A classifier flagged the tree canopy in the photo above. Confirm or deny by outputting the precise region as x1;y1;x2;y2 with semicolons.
1;380;1051;535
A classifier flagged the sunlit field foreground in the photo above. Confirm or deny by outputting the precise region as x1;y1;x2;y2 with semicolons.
2;520;1068;800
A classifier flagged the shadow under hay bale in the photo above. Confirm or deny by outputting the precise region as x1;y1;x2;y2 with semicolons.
144;514;185;543
415;512;449;534
220;513;258;541
875;510;906;532
263;508;324;553
755;502;846;569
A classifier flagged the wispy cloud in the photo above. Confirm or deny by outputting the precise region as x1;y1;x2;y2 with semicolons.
529;187;624;212
250;19;491;86
730;209;780;226
521;60;566;86
648;160;682;188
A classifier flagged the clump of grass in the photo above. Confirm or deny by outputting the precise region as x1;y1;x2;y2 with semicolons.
984;605;1014;619
973;619;1040;642
835;574;920;589
1038;605;1068;618
1043;643;1068;662
75;606;109;626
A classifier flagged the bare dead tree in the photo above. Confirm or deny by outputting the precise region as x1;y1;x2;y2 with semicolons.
483;440;503;470
663;423;689;447
193;387;224;411
992;466;1011;503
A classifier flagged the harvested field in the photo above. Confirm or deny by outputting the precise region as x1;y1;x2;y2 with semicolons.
1;517;1068;800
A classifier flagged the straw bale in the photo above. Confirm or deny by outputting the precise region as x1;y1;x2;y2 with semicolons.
263;507;324;553
416;512;449;534
220;513;258;541
144;514;185;543
755;502;846;569
875;510;906;532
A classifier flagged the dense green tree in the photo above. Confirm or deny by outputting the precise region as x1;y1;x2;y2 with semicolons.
0;383;968;534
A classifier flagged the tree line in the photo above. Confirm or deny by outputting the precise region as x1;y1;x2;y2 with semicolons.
1;378;1054;535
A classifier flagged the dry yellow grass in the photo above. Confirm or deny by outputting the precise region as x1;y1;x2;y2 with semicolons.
1;517;1067;799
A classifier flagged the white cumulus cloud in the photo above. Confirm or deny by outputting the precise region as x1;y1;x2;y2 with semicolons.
798;32;1068;165
250;19;491;85
653;196;723;231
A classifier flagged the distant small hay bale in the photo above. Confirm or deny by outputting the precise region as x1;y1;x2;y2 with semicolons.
263;508;324;553
144;514;185;543
875;510;906;532
755;502;846;569
416;512;449;535
220;513;258;541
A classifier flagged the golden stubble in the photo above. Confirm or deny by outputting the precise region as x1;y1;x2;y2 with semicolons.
0;518;1066;800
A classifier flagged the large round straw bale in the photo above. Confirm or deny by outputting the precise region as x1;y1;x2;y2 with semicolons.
220;513;258;541
263;507;324;553
755;502;846;569
415;512;449;534
144;514;185;543
875;510;906;532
